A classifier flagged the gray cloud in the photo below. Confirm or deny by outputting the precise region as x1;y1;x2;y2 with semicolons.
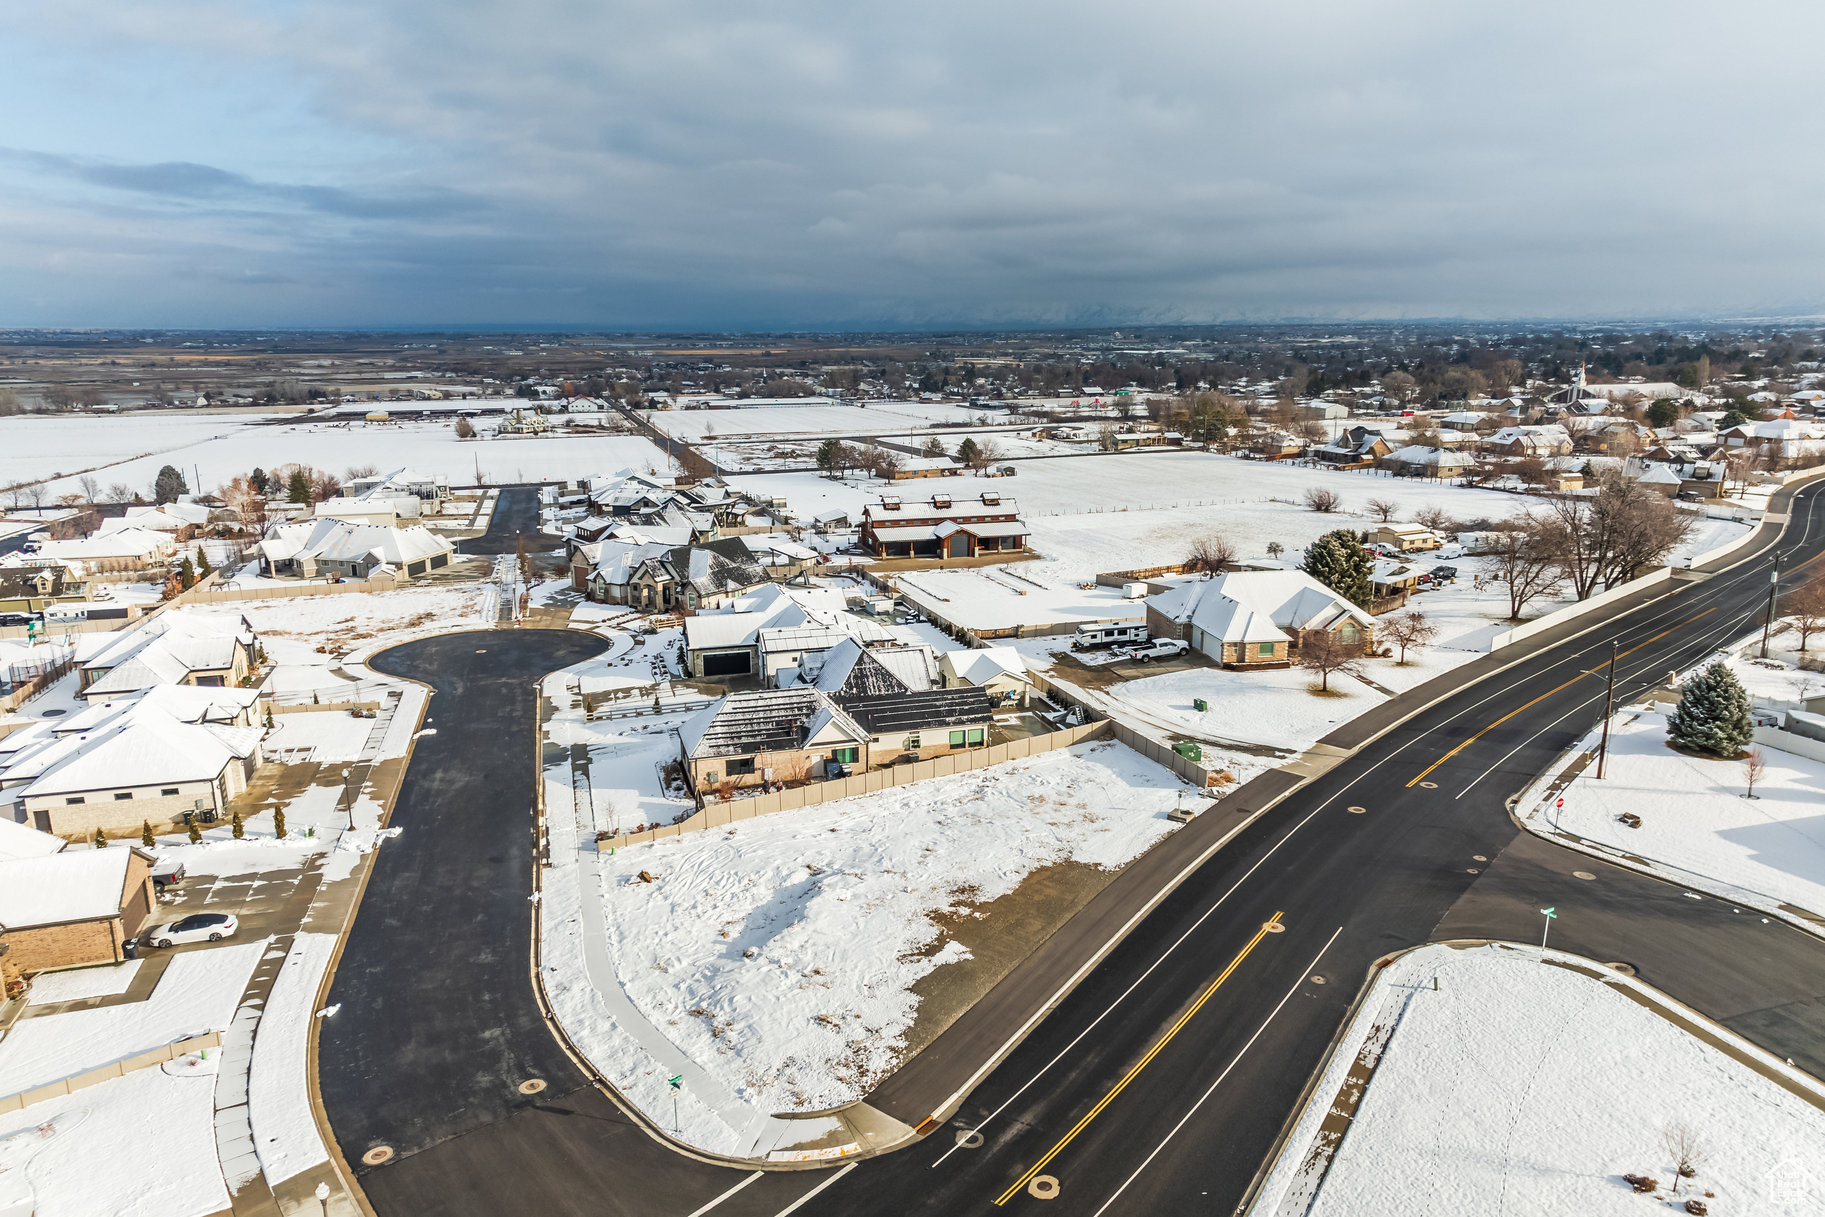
3;0;1825;327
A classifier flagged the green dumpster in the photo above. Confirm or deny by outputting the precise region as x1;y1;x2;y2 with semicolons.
1192;698;1209;712
1173;740;1203;763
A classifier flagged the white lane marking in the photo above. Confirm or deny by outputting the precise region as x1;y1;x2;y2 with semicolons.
770;1163;857;1217
1088;927;1346;1217
684;1170;764;1217
1453;589;1768;798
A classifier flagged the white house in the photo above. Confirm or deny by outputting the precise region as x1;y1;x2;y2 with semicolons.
1144;571;1375;668
258;518;455;581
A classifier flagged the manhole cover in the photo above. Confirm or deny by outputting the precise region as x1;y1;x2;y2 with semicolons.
517;1078;547;1095
1028;1175;1060;1200
1466;868;1481;874
955;1128;984;1149
1418;781;1438;789
361;1145;395;1166
41;708;65;717
1607;962;1637;976
476;649;488;654
1473;855;1488;862
1573;871;1597;881
1264;921;1286;933
1310;975;1327;985
1347;805;1367;814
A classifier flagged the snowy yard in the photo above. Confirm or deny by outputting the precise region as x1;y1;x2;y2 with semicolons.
1254;942;1825;1217
647;400;988;442
190;582;489;662
1532;709;1825;925
539;729;1185;1156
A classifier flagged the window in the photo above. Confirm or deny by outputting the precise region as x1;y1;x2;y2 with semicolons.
967;728;985;745
726;757;756;776
161;787;180;796
114;791;134;800
831;747;858;764
65;796;85;805
1259;642;1276;658
949;730;965;747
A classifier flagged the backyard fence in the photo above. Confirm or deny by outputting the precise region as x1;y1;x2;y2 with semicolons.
593;720;1110;849
1025;669;1229;790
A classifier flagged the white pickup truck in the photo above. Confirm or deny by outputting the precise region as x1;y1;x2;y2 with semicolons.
1121;638;1190;663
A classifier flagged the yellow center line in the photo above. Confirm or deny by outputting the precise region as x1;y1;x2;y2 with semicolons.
1405;607;1716;789
991;912;1285;1207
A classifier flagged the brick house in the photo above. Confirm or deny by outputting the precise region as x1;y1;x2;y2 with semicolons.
0;823;156;975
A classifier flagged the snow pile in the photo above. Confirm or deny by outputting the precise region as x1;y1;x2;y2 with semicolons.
590;740;1183;1117
1542;710;1825;923
248;933;337;1186
1257;942;1825;1217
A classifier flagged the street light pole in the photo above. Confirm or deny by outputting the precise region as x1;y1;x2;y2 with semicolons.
1597;638;1617;780
1762;552;1784;658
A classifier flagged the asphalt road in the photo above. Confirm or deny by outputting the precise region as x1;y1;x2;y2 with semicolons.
318;476;1825;1217
458;483;565;554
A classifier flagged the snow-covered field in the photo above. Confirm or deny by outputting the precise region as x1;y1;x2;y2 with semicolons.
1254;942;1825;1217
188;582;488;658
541;732;1184;1154
15;413;671;498
1532;709;1825;925
647;400;989;442
893;567;1145;633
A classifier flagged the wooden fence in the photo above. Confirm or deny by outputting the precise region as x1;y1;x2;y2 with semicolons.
595;721;1110;849
173;573;401;605
1025;669;1227;790
0;1030;222;1115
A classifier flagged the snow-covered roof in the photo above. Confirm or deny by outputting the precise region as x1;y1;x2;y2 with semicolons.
259;518;452;568
0;846;135;928
939;646;1029;687
4;703;256;800
0;816;65;862
1636;464;1683;485
79;610;253;699
1147;571;1373;646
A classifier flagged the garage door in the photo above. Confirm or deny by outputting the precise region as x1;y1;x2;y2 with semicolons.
701;651;752;677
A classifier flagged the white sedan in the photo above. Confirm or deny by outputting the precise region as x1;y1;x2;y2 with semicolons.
141;912;239;948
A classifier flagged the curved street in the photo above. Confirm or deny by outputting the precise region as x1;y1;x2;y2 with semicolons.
318;479;1825;1216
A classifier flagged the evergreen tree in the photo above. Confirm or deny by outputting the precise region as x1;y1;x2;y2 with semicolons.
196;547;212;579
153;464;188;505
231;811;245;840
956;437;981;466
250;467;268;496
287;469;311;503
178;556;197;590
1667;661;1755;756
92;827;108;849
1301;529;1372;607
273;808;287;839
141;820;155;847
188;818;203;844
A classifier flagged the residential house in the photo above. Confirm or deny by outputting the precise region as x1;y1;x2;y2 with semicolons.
0;826;157;975
938;646;1034;704
1251;431;1305;459
583;536;771;610
885;456;966;480
859;492;1029;560
3;700;264;836
0;562;85;614
1369;559;1422;599
1634;463;1684;498
77;610;257;703
257;518;455;581
677;688;872;793
1484;425;1573;457
682;585;852;679
41;526;176;572
1377;445;1474;480
1368;524;1444;552
1312;426;1391;466
1144;571;1375;668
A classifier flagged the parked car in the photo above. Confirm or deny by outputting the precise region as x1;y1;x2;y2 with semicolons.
1122;638;1190;663
0;612;35;627
142;912;238;948
1429;564;1459;584
150;859;187;892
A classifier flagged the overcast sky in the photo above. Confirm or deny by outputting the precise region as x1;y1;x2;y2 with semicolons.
4;1;1824;329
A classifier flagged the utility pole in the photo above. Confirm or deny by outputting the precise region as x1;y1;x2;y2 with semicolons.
1762;552;1783;658
1597;638;1617;780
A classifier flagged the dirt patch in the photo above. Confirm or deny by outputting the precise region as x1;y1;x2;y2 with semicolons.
899;859;1126;1061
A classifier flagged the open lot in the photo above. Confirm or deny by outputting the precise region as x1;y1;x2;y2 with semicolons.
647;400;991;442
1255;942;1825;1217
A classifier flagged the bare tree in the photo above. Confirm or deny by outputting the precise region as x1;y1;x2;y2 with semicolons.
78;475;101;504
1414;503;1451;533
1662;1122;1705;1195
344;463;380;481
1742;746;1767;799
1304;486;1342;514
1381;370;1418;406
1787;573;1825;651
1298;629;1367;693
1487;516;1564;620
1366;497;1400;523
1266;540;1284;561
1381;611;1438;664
1185;534;1236;574
873;448;903;479
973;438;1004;472
454;416;477;439
1543;474;1691;598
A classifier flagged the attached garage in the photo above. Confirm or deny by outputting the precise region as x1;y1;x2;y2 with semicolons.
699;650;753;678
